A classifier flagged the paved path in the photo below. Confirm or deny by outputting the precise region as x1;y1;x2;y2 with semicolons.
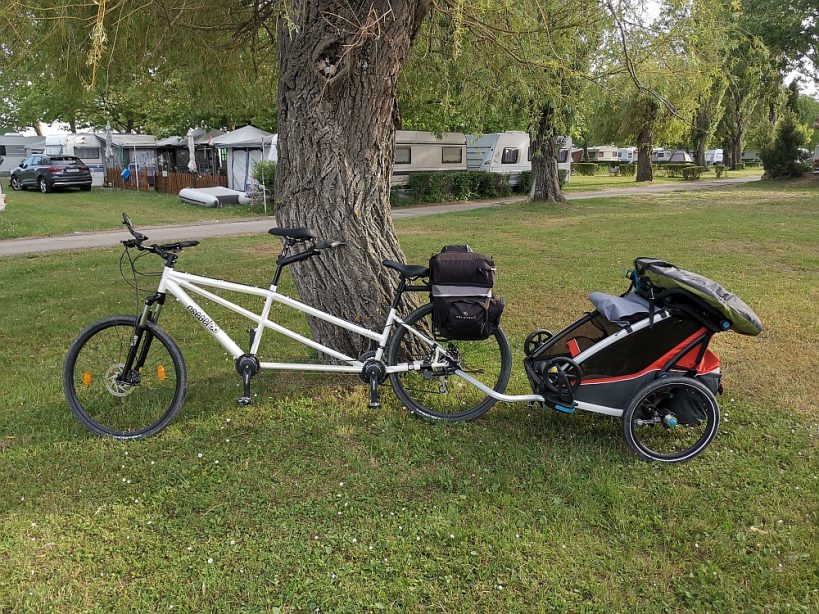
0;176;760;257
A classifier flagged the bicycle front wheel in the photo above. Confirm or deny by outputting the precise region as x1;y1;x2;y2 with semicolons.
63;315;187;439
387;303;511;422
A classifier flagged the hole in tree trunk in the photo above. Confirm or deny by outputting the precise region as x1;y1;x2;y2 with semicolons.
313;38;350;87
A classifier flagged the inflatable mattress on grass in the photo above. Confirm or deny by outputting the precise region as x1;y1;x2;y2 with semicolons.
179;187;251;207
633;258;763;336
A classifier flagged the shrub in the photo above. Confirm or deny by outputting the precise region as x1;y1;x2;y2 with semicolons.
682;166;705;180
744;160;760;168
407;172;511;203
662;163;694;178
558;169;568;187
760;111;809;179
620;164;636;176
517;171;533;194
734;161;746;170
714;164;727;178
250;160;276;189
572;162;598;176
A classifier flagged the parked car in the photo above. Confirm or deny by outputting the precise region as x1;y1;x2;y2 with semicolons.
1;177;7;211
9;154;92;193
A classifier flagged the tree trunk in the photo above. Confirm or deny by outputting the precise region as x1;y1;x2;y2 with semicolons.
636;125;653;182
276;1;429;357
731;131;743;169
32;122;43;137
722;136;734;169
529;103;565;202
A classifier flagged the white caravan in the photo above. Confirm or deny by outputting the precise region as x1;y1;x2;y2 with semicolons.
466;131;572;184
44;134;107;186
651;148;672;163
587;145;619;164
0;134;47;177
391;131;467;185
704;149;723;166
618;147;638;163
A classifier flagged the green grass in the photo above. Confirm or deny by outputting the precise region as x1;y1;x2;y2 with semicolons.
1;169;763;240
0;177;817;611
0;178;273;240
563;167;763;192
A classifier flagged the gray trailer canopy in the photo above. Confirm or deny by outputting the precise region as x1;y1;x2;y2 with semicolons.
634;258;763;336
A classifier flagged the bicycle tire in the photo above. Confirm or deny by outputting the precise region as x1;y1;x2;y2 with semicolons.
63;315;187;439
622;375;719;463
387;303;512;422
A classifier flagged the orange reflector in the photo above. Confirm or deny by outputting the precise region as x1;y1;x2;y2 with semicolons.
157;365;166;381
83;371;92;387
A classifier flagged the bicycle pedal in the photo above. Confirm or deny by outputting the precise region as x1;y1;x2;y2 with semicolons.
236;396;252;407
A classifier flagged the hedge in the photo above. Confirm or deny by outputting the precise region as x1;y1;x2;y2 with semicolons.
714;164;727;178
572;162;598;176
682;166;706;180
404;172;519;204
661;163;695;178
620;164;636;176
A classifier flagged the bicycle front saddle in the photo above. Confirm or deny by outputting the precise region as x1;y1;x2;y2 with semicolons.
268;227;317;240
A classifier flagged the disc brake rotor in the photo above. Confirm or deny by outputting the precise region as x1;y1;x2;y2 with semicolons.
104;363;136;397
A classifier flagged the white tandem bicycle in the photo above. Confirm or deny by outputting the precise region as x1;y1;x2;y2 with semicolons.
63;214;527;439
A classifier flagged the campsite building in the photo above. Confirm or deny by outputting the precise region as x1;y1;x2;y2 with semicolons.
618;147;638;163
211;125;275;191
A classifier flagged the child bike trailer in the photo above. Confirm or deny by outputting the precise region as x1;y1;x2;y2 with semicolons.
524;258;762;463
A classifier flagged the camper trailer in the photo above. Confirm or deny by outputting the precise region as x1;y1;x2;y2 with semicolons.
466;131;572;184
0;134;45;177
618;147;638;163
587;146;619;164
704;149;723;166
651;148;672;163
44;134;107;186
391;131;467;185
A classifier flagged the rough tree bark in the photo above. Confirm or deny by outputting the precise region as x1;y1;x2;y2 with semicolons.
529;103;566;202
276;1;430;357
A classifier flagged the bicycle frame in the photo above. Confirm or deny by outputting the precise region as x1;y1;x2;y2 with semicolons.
153;266;453;375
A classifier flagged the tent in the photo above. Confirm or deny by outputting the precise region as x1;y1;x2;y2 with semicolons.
211;126;274;191
667;150;693;163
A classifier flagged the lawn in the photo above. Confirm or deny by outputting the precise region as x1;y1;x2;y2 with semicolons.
562;167;763;192
0;177;816;611
0;179;273;240
1;168;763;240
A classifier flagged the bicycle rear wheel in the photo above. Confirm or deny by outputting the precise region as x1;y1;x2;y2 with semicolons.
63;315;187;439
387;303;511;422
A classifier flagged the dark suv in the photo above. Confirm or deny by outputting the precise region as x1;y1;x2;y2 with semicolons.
9;155;92;193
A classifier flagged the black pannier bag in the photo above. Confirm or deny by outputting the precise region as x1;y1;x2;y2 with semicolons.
429;246;504;340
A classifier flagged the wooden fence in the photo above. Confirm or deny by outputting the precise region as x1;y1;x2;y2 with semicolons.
105;167;150;191
155;170;228;194
104;167;228;194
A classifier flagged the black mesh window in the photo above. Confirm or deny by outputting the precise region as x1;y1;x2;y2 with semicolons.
581;317;702;379
536;313;620;360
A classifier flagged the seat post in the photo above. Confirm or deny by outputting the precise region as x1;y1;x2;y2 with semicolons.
390;278;407;310
271;240;292;286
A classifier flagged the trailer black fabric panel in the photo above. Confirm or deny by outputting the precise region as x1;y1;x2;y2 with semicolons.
634;258;763;336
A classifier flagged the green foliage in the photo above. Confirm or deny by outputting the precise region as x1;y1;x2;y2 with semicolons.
760;111;809;178
517;171;533;195
558;169;568;187
406;172;514;204
620;164;636;176
682;166;706;180
572;163;598;176
660;163;696;178
714;165;727;178
250;161;277;189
